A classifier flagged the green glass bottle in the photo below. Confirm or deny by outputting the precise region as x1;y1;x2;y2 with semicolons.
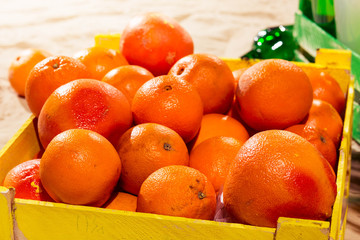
299;0;314;21
243;25;298;61
310;0;336;37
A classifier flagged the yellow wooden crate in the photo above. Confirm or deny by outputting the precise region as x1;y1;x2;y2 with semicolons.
0;45;354;239
0;186;14;240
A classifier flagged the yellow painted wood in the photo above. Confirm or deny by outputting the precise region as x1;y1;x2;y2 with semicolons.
311;48;353;240
315;48;352;95
94;33;121;51
329;77;354;240
0;186;15;240
315;49;352;71
221;57;261;71
339;207;348;240
0;115;41;183
13;198;275;240
0;37;354;239
275;217;329;240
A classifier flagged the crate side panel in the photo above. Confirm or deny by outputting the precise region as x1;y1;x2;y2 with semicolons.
329;77;354;240
94;33;121;51
222;58;260;71
0;116;40;183
14;200;275;240
0;187;14;240
275;217;329;240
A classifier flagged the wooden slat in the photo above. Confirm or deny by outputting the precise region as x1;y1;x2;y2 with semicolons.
275;217;330;240
0;116;41;183
0;186;15;240
14;199;275;240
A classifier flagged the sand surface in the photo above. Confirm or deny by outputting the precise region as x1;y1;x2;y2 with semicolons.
0;0;359;239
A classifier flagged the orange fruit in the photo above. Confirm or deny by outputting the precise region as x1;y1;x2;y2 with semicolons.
38;79;132;149
103;192;137;212
169;53;235;114
137;165;216;220
189;136;243;193
235;59;313;130
117;123;189;195
132;75;203;143
229;68;248;116
8;48;51;96
3;159;53;201
226;97;259;138
304;99;343;147
40;129;121;207
102;65;154;105
232;67;248;87
190;113;249;150
25;55;91;116
74;46;128;80
285;124;337;170
226;100;239;120
120;12;194;76
223;130;337;228
307;69;346;116
230;67;250;117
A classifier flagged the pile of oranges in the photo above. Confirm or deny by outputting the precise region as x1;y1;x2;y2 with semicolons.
3;12;346;228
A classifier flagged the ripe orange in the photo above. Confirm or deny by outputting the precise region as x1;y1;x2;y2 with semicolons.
117;123;189;195
285;124;337;170
132;75;203;143
190;113;249;150
304;99;343;147
38;79;132;149
229;68;248;117
102;65;154;105
74;46;128;80
137;165;216;220
25;55;91;116
307;69;346;116
8;48;51;96
232;67;248;87
169;53;235;114
40;129;121;207
189;136;243;193
226;98;260;138
2;159;53;201
235;59;313;130
223;130;337;228
120;12;194;76
103;192;137;212
229;68;249;117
